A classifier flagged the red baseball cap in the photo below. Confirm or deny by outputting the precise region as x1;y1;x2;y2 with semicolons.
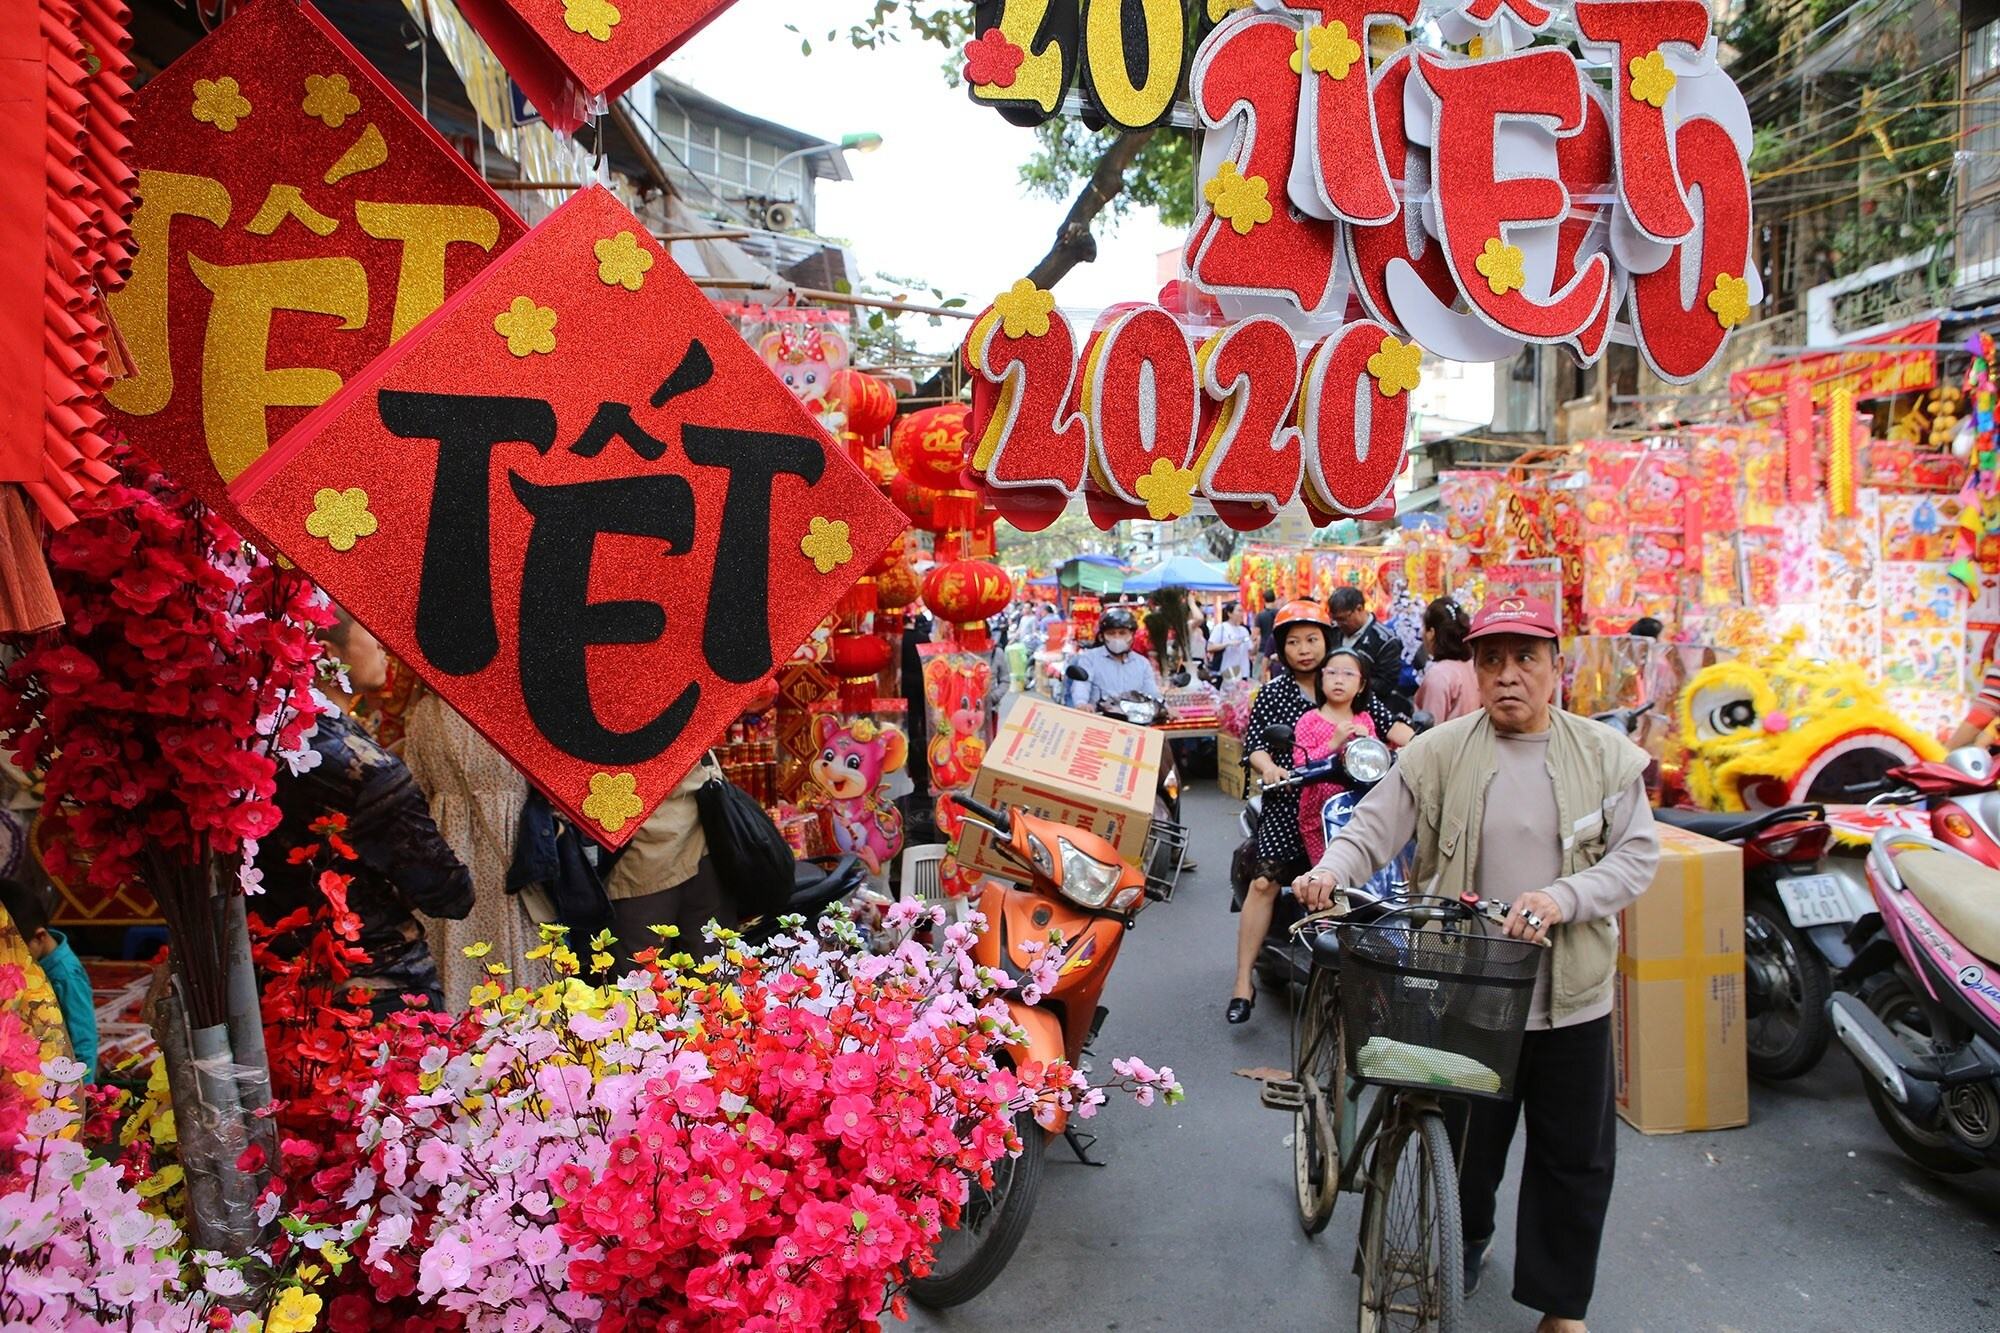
1466;595;1558;641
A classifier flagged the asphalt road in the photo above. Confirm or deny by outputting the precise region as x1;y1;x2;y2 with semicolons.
898;782;2000;1333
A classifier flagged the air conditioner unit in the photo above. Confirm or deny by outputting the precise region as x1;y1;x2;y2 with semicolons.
763;200;800;232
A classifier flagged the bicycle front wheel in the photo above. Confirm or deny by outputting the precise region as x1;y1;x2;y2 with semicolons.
1356;1109;1463;1333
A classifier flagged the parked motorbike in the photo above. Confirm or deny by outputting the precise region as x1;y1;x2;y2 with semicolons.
1653;804;1842;1079
1064;663;1189;898
1830;830;2000;1174
1231;722;1410;992
737;852;872;946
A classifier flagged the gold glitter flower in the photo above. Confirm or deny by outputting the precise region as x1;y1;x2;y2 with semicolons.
303;487;378;552
992;278;1057;339
1474;237;1525;296
594;231;654;291
301;73;361;128
1707;272;1750;329
563;0;621;42
494;296;558;356
1304;21;1363;79
1366;335;1423;397
800;516;854;574
191;76;251;133
1134;459;1198;521
1628;50;1676;109
1203;161;1273;236
582;772;643;834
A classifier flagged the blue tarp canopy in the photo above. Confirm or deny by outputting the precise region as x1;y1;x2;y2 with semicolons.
1027;574;1059;588
1058;555;1127;595
1122;555;1237;594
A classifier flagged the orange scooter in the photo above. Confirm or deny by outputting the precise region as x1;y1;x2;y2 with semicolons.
907;792;1156;1309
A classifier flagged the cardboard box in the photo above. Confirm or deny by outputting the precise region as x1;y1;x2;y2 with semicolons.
1217;731;1246;800
957;696;1164;880
1613;825;1748;1134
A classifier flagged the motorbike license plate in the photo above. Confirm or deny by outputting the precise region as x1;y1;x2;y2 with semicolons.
1775;874;1856;928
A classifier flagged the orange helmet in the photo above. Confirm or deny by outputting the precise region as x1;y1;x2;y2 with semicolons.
1272;599;1334;637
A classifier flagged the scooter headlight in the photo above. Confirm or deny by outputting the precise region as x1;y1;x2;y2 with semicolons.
1118;700;1153;725
1056;837;1124;909
1343;738;1392;785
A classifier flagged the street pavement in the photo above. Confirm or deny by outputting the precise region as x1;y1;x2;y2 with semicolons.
899;781;2000;1332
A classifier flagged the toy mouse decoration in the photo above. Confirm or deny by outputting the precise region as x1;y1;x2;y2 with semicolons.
804;714;907;876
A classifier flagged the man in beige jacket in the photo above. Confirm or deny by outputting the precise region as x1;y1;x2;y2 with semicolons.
1296;597;1658;1333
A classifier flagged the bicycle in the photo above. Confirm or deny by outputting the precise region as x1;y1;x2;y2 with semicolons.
1263;893;1546;1332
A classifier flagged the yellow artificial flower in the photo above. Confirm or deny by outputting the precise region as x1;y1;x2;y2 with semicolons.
992;278;1057;340
135;1164;184;1198
1707;272;1751;329
303;488;377;552
266;1287;323;1333
594;231;654;291
494;295;558;356
800;515;854;574
192;76;251;132
461;941;492;959
1627;50;1676;109
301;73;361;128
1202;162;1272;236
1133;459;1198;521
1474;237;1525;295
1366;335;1423;397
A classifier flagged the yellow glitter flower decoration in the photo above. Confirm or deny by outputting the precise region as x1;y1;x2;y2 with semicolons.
303;487;378;552
1627;50;1676;109
1366;335;1423;397
563;0;621;42
582;772;644;835
191;76;251;133
801;516;854;574
594;231;654;291
1706;272;1750;329
1474;237;1525;296
1134;459;1198;521
1203;161;1273;236
1207;0;1253;18
494;296;558;356
1304;21;1363;79
993;278;1057;339
301;73;361;128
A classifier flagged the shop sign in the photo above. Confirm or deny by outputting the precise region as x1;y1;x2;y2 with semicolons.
1728;319;1941;419
228;188;906;847
962;0;1759;532
102;0;526;535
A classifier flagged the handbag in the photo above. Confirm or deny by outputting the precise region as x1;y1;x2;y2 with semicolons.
694;776;796;920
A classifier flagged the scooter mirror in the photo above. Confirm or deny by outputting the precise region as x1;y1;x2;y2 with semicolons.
1263;723;1295;753
1169;669;1191;687
1064;663;1091;682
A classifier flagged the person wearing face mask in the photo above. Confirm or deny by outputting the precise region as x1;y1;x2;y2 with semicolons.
1068;605;1159;709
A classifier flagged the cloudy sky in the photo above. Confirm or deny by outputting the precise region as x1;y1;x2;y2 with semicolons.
663;0;1183;351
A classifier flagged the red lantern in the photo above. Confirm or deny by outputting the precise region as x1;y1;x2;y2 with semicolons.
830;369;898;444
877;560;920;611
891;474;946;533
892;405;971;492
828;630;893;711
861;445;898;489
923;559;1013;650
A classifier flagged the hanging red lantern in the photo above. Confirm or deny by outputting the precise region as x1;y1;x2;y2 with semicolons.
923;558;1013;650
861;444;898;489
891;405;971;492
828;630;893;711
869;530;908;577
877;559;921;611
891;474;946;533
830;368;899;445
837;574;878;621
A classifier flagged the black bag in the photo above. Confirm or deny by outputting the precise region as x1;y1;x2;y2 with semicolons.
694;776;795;919
507;791;614;948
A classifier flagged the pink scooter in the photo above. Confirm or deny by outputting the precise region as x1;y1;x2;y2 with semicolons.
1830;831;2000;1173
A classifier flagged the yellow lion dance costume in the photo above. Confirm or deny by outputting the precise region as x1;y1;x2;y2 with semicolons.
1679;634;1943;811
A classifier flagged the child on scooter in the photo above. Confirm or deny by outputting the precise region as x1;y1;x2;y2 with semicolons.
1295;649;1413;863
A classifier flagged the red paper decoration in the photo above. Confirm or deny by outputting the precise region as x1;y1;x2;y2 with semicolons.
1573;0;1712;246
1195;315;1303;528
829;368;898;444
892;405;972;492
924;559;1014;650
1282;0;1425;225
227;186;903;847
1626;116;1752;385
1344;48;1459;337
453;0;738;133
102;0;526;534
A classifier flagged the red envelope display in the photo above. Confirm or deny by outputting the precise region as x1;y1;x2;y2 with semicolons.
228;187;905;848
102;0;525;530
453;0;738;132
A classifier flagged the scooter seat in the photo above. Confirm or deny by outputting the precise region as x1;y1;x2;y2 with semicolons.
1654;805;1817;843
1897;849;2000;965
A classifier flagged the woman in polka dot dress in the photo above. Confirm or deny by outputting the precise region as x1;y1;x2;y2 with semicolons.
1229;601;1336;1024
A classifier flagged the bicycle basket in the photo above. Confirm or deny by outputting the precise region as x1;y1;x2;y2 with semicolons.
1334;898;1543;1101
